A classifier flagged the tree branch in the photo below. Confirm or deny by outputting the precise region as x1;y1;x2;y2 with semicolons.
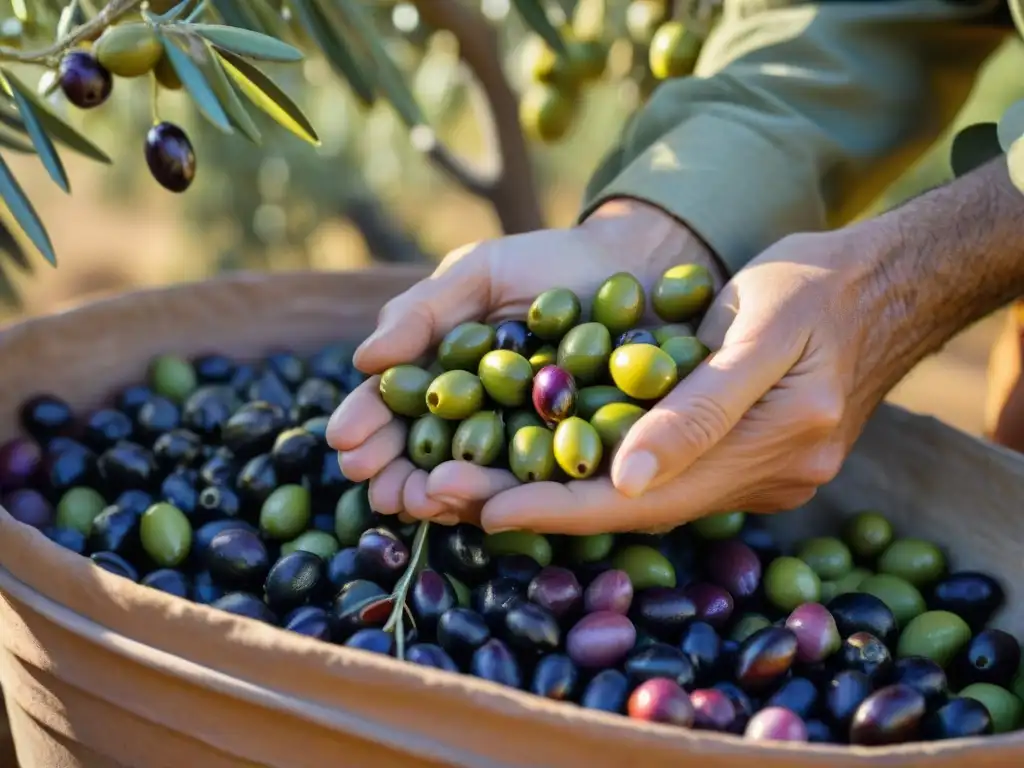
0;0;144;65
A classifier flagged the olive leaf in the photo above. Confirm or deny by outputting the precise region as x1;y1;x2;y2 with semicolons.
201;39;261;144
159;33;234;134
0;213;31;274
187;23;305;62
288;0;375;107
950;123;1003;178
1;71;69;193
998;99;1024;153
0;262;24;310
0;153;56;266
215;48;320;146
0;129;36;154
512;0;567;55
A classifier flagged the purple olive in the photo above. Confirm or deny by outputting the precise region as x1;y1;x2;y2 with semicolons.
713;681;754;732
825;670;873;729
145;121;196;193
3;488;53;529
0;437;41;491
785;602;841;664
530;653;579;700
744;707;809;742
581;669;630;713
471;638;522;688
356;527;409;587
410;568;456;637
627;678;695;726
584;569;633;615
531;365;577;425
345;628;394;656
690;688;737;732
494;320;537;356
891;656;948;711
735;627;798;693
683;582;734;629
706;539;762;601
849;684;926;746
406;643;459;672
58;51;112;109
631;587;697;638
766;676;819;719
527;566;582;619
624;643;696;689
566;611;636;668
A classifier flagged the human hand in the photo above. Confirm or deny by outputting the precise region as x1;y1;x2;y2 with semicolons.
325;199;724;524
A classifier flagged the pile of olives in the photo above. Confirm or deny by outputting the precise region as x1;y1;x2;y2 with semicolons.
379;265;715;482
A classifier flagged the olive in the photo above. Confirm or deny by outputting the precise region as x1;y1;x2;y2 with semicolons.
209;592;277;625
504;603;560;654
731;613;773;644
528;566;582;619
41;440;98;499
568;533;615;565
190;570;224;604
528;345;558;374
58;50;112;108
532;365;578;426
260;352;303;391
589;402;645;453
116;385;153;420
631;587;697;638
471;638;522;687
843;510;894;560
19;394;74;443
680;620;723;683
608;344;678;400
892;656;948;710
375;365;431;418
959;683;1024;734
179;386;239;442
151;429;203;472
825;669;872;729
556;323;612;386
798;537;853;581
438;322;496;372
198;447;238;488
493;554;542;588
504;409;546;442
83;409;133;453
583;569;633;615
196;485;241;524
4;488;53;530
328;580;391;641
552;417;603;479
735;627;798;693
927;571;1005;632
493;320;536;357
590;273;645;336
159;469;198;518
765;556;821;612
611;545;675;590
307;344;360;391
356;527;409;587
55;486;107;536
683;688;735;732
922;696;993;740
134;396;181;445
147;355;198;405
692;510;746;540
744;707;809;742
245;371;293;412
308;451;348;504
140;568;190;599
581;668;630;713
280;530;338;562
660;336;710;378
827;592;899;648
784;603;840;665
113;489;154;517
335;483;374;548
615;329;658;348
850;684;926;745
139;501;192;567
529;653;578;700
452;411;504;466
706;539;761;602
767;676;820;720
627;678;694;726
857;573;925;629
841;631;893;682
950;628;1021;689
281;605;331;641
472;577;525;633
426;370;485;421
221;402;288;460
325;547;361;591
90;551;139;581
409;569;457;638
478;350;533;407
527;288;582;341
575;386;632;421
652;323;696;345
878;538;946;589
484;530;552;567
98;441;160;496
256;484;309;542
0;437;42;491
406;643;459;672
43;525;87;554
264;550;325;613
193;354;235;385
804;719;836;743
94;22;163;77
270;428;320;483
205;527;270;591
431;524;490;585
88;503;141;557
651;263;714;322
713;681;755;728
193;519;255;564
291;378;341;423
509;426;556;483
624;642;696;688
897;610;971;668
437;607;492;664
828;567;873;599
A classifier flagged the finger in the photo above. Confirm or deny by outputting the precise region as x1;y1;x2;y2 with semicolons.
368;458;416;515
354;243;491;374
425;461;520;507
610;310;809;497
338;420;407;482
326;377;389;452
402;469;453;521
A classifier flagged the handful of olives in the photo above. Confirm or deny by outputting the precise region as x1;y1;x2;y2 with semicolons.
379;264;716;483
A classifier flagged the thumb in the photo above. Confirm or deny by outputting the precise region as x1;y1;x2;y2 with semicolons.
610;308;808;497
353;243;491;374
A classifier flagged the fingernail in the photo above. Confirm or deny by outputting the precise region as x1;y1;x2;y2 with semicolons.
433;513;460;525
430;494;464;507
614;450;659;498
485;525;515;534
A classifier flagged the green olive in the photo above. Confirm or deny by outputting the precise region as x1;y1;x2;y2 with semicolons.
857;573;926;629
730;613;773;643
797;536;853;580
567;533;615;563
557;322;612;386
94;23;164;77
832;566;872;595
552;416;603;479
877;538;947;588
426;370;484;420
592;272;645;336
139;502;192;567
484;530;553;566
437;321;496;371
611;544;675;589
335;482;374;547
653;323;696;345
452;411;504;466
281;530;340;561
509;425;556;482
652;263;715;322
608;343;679;400
505;409;546;441
959;683;1024;734
407;414;454;470
1012;672;1024;712
55;486;107;536
529;344;558;373
820;580;839;605
590;402;645;452
843;510;894;560
478;349;533;407
528;288;582;341
576;385;633;420
446;573;472;607
897;610;971;668
660;336;710;379
765;556;822;611
149;354;198;404
260;484;311;540
379;365;434;418
691;511;746;540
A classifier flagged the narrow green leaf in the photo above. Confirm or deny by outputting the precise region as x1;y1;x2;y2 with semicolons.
0;72;110;163
0;262;25;310
0;129;36;154
2;72;69;193
152;0;197;23
0;153;56;266
0;101;25;134
1010;0;1024;40
210;0;263;31
159;33;234;134
950;122;1003;178
511;0;567;55
215;48;320;145
1008;136;1024;194
248;0;293;42
0;216;32;273
201;39;261;144
289;0;375;107
998;99;1024;153
187;23;304;62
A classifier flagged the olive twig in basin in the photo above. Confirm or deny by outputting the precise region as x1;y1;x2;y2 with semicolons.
384;520;431;660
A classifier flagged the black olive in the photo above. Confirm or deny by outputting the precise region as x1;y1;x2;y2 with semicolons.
734;626;798;694
355;527;409;588
503;603;560;655
580;669;630;714
492;554;543;588
246;371;294;413
410;569;457;639
921;696;993;740
235;454;278;511
736;522;782;566
210;592;277;625
221;402;288;459
631;587;697;641
133;396;181;446
302;416;329;442
116;385;153;419
199;446;238;488
430;524;490;586
766;676;819;719
90;551;139;582
282;605;331;641
950;628;1021;689
326;547;362;592
679;620;722;685
205;527;270;591
927;572;1006;632
43;524;87;554
195;485;241;523
711;681;755;731
471;577;525;633
19;394;74;443
307;343;362;392
141;568;190;599
825;669;872;729
437;607;491;665
891;656;948;711
290;378;341;423
531;653;579;700
113;489;154;517
194;354;236;385
180;386;240;441
406;643;459;672
264;550;326;614
83;408;134;452
229;363;258;396
471;639;522;687
328;579;391;642
40;439;97;499
827;592;899;648
493;320;537;356
145;122;196;193
262;351;304;389
839;631;892;683
192;570;225;604
308;451;349;508
152;428;204;471
193;519;256;564
87;503;141;557
270;428;321;483
624;643;696;689
345;628;395;656
805;719;837;743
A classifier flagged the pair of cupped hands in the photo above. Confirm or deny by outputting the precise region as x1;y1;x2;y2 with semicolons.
326;199;887;535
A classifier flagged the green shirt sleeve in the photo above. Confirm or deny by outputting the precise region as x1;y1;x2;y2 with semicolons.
580;0;1005;274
